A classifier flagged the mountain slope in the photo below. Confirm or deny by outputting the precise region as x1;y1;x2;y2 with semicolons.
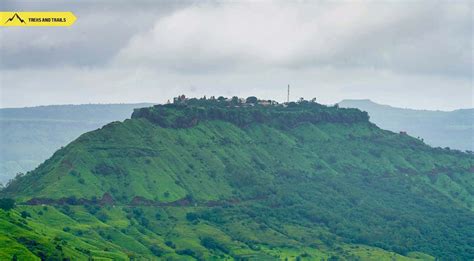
1;98;473;260
0;103;153;184
338;99;473;151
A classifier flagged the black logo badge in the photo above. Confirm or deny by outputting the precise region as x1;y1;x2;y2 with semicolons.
5;13;26;24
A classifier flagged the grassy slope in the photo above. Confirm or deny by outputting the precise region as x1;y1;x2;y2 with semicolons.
1;111;473;259
6;119;473;209
0;206;435;261
0;103;153;184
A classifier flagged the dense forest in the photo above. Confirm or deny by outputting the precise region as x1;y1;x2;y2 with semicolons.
1;96;473;260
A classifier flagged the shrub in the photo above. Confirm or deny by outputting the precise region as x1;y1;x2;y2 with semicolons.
96;212;109;222
139;217;150;228
165;240;176;249
176;249;196;257
132;207;144;217
66;196;78;205
155;212;162;220
150;245;164;257
200;236;229;254
85;204;100;215
60;205;74;216
20;211;31;219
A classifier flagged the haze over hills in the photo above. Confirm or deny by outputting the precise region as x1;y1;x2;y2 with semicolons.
0;103;153;184
338;99;473;152
1;97;473;260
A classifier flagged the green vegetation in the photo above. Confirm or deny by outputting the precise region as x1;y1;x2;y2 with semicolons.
132;96;368;129
0;198;15;211
1;96;473;260
0;103;153;184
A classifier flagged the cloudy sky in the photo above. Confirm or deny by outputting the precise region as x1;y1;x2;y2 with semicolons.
0;0;472;110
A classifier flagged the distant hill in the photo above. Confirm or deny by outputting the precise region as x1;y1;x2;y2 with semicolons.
1;97;473;260
0;103;153;184
338;99;473;151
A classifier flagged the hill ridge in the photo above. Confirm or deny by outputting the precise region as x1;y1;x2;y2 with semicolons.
132;96;369;129
1;96;473;260
338;99;474;151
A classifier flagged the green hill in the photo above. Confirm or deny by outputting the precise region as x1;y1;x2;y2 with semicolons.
338;99;473;152
1;96;473;260
0;103;153;184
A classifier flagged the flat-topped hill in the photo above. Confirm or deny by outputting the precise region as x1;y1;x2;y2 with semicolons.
131;96;369;128
1;96;473;260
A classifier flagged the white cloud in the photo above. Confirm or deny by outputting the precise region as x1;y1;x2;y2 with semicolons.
1;64;471;110
0;0;472;110
116;1;472;77
0;2;186;68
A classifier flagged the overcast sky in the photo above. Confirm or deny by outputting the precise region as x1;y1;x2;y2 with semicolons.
0;0;472;110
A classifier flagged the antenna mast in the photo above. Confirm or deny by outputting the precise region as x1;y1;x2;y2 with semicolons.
287;84;290;103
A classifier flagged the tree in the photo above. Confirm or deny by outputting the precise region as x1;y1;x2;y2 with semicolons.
186;212;199;222
0;198;15;211
246;96;258;104
231;96;240;105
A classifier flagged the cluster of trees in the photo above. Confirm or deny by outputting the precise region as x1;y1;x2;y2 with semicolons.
200;236;230;254
132;96;369;129
92;163;128;177
0;198;15;211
